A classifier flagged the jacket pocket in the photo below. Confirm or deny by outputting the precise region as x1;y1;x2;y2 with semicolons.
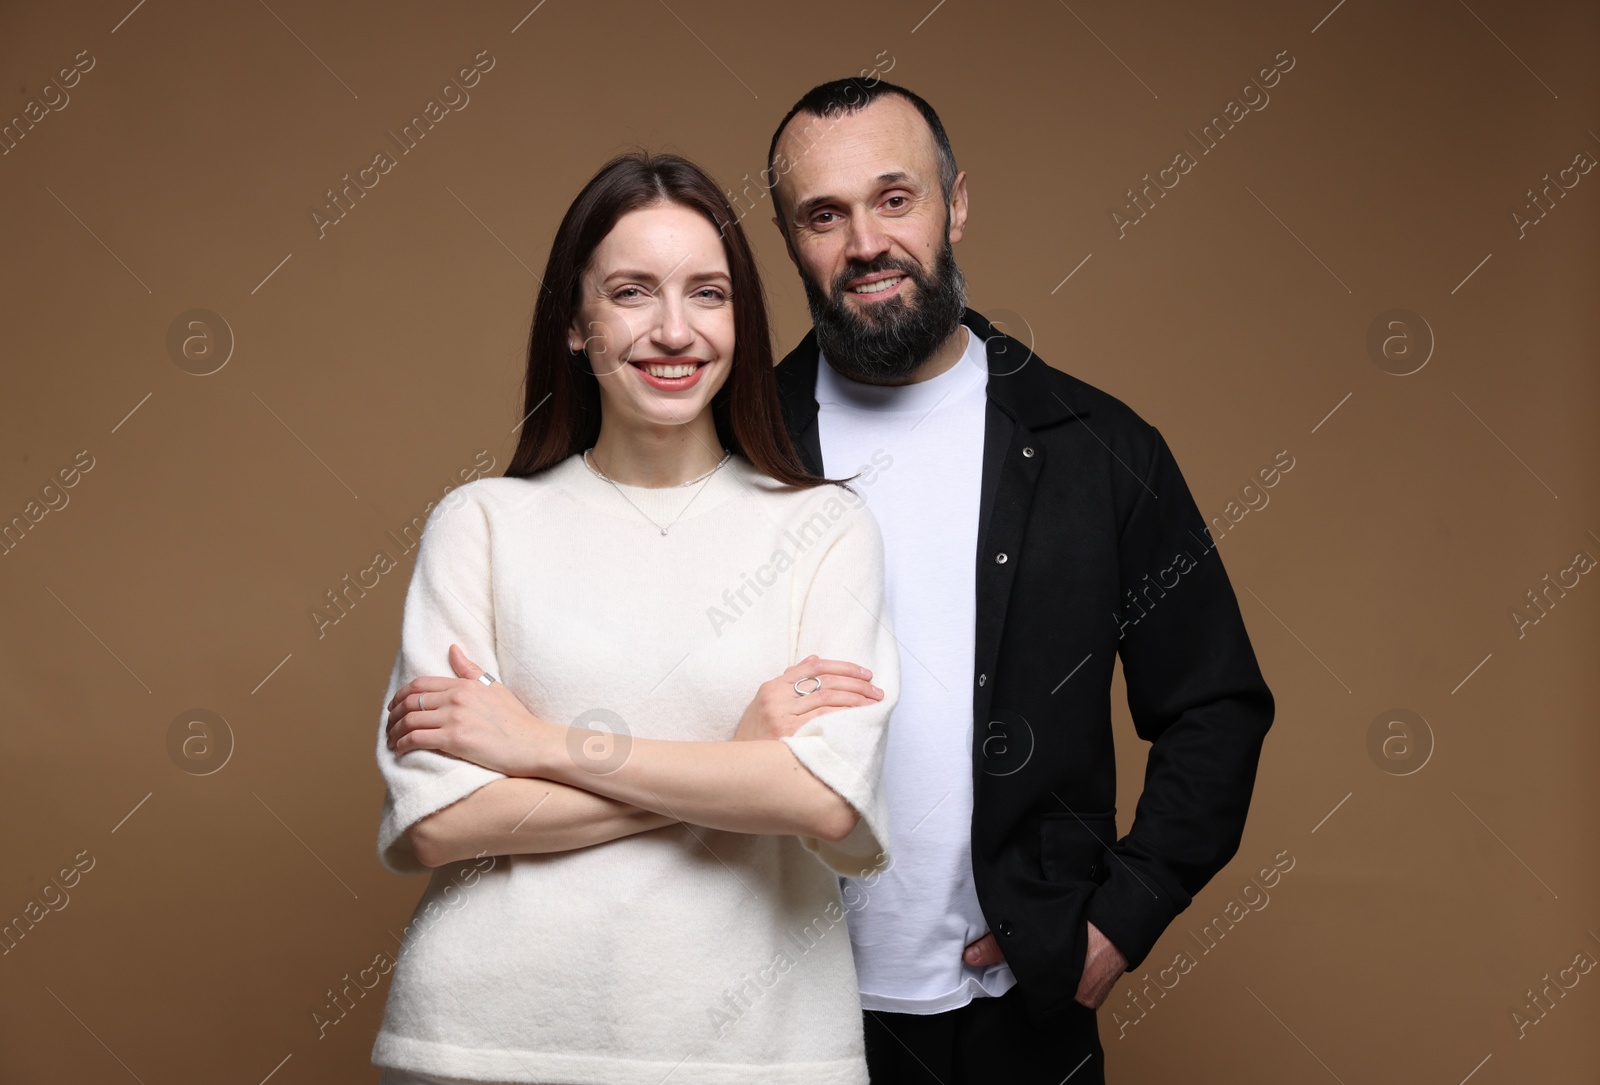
1038;810;1117;885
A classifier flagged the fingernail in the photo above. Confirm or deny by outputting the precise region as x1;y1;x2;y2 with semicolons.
872;686;883;696
862;668;873;678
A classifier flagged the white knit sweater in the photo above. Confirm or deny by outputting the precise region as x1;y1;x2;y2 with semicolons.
371;451;899;1085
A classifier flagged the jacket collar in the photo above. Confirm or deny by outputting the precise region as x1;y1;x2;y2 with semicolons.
774;306;1088;439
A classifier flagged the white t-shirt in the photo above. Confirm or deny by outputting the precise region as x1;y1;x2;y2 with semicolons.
816;321;1019;1013
371;452;901;1084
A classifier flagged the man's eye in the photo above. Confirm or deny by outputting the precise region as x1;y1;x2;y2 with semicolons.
813;211;837;226
886;196;908;209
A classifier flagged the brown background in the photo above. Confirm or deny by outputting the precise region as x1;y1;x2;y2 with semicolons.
2;0;1597;1081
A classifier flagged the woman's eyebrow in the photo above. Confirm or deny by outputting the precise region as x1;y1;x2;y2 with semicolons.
600;268;731;284
600;268;657;283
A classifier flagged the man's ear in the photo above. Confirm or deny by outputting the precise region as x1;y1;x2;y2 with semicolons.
947;169;970;245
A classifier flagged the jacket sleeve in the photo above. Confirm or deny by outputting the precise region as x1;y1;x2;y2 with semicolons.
1082;425;1275;970
778;493;901;879
375;485;509;875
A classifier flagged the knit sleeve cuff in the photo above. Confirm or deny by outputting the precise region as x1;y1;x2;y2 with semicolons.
377;751;507;875
781;732;890;879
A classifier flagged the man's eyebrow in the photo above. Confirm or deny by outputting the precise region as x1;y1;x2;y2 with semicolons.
793;171;915;220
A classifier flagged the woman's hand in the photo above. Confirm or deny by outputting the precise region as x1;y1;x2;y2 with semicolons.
386;644;557;777
733;654;883;742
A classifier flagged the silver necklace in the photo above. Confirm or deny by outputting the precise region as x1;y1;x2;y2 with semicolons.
582;447;732;535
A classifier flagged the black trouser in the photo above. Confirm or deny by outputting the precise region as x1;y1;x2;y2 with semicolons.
863;985;1105;1085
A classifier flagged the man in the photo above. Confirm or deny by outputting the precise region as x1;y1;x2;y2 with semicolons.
758;78;1275;1083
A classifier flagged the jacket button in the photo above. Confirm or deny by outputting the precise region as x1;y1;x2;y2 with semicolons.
996;921;1015;937
995;552;1008;564
977;673;986;687
1022;447;1035;457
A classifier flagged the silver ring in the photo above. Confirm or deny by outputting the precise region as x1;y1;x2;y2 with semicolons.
793;675;822;696
478;672;498;686
419;693;427;710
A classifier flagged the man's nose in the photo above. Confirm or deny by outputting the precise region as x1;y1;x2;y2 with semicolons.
842;214;891;267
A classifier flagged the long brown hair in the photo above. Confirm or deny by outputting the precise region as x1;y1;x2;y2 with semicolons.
505;151;844;489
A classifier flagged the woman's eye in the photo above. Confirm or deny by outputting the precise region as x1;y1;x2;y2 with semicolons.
695;288;727;301
613;287;644;300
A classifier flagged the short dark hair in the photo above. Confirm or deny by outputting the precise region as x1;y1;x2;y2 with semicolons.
765;78;958;235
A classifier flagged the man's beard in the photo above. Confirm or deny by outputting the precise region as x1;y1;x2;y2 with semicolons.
801;229;968;384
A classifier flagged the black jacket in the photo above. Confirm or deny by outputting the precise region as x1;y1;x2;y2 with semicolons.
774;306;1275;1024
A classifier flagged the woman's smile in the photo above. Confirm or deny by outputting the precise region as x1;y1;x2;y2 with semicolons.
629;356;712;390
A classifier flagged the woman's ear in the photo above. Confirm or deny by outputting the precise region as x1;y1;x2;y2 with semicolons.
567;287;585;351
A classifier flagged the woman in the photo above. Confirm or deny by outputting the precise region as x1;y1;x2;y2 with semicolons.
370;151;901;1085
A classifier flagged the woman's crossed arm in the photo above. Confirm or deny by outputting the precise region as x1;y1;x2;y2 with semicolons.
396;647;883;867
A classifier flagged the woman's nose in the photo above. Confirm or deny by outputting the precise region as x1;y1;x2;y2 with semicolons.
652;298;695;350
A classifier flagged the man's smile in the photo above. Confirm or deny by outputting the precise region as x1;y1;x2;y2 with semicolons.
846;273;908;300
